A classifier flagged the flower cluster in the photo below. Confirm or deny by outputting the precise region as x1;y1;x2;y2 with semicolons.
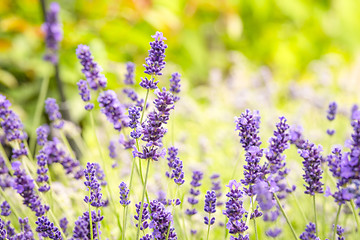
76;44;107;90
204;190;217;225
0;94;26;142
134;202;149;230
77;79;94;111
299;141;324;195
36;125;49;146
0;201;11;217
12;161;49;216
211;174;223;207
84;162;105;208
119;182;130;207
299;222;319;240
72;210;103;239
36;150;50;192
98;90;129;131
223;180;249;240
135;88;174;161
35;216;63;239
149;200;177;240
124;62;135;85
169;72;181;102
45;98;64;129
42;2;62;64
327;101;337;135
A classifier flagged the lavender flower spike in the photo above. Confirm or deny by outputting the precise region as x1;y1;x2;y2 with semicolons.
119;182;130;206
327;102;337;121
36;216;63;240
77;79;94;111
76;44;107;90
42;2;62;64
169;72;181;102
45;98;64;129
143;32;167;76
204;190;216;226
149;200;177;239
299;141;324;195
299;222;318;240
124;62;135;85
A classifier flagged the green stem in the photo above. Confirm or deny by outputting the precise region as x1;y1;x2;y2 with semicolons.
206;212;211;240
140;89;150;124
59;130;76;160
333;204;342;240
251;196;258;240
273;191;298;240
88;190;94;240
122;206;126;240
313;195;318;237
289;189;308;223
136;159;151;240
350;199;360;232
30;76;50;154
89;111;123;233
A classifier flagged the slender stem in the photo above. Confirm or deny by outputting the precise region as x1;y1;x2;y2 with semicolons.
136;159;151;240
54;64;71;121
122;206;126;240
166;185;179;240
206;212;211;240
313;195;318;237
289;189;308;223
89;111;123;233
333;204;342;240
350;199;360;232
273;191;298;240
88;190;94;240
30;76;50;154
140;89;149;124
251;196;258;240
59;130;76;160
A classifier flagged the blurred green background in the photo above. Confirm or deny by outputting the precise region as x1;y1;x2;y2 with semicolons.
2;0;360;118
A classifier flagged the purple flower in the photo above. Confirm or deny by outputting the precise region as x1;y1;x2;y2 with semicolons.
172;158;185;185
119;182;130;206
211;174;223;207
36;150;50;192
204;190;216;225
143;32;167;76
72;210;103;239
169;72;181;102
124;62;135;85
351;104;359;121
36;216;63;239
140;77;158;90
12;161;49;216
299;141;324;195
84;162;105;208
166;147;178;179
11;143;28;159
149;200;177;240
14;218;34;239
128;106;141;130
327;102;337;121
76;44;107;90
59;217;68;235
266;117;290;174
0;94;26;142
185;171;203;216
45;98;64;129
36;125;49;146
266;228;282;238
335;225;345;240
77;79;93;111
42;2;62;64
299;222;319;240
98;90;129;131
235;109;261;151
135;88;174;161
134;202;149;230
109;140;117;159
289;125;306;149
254;180;275;211
0;201;10;216
223;180;249;240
